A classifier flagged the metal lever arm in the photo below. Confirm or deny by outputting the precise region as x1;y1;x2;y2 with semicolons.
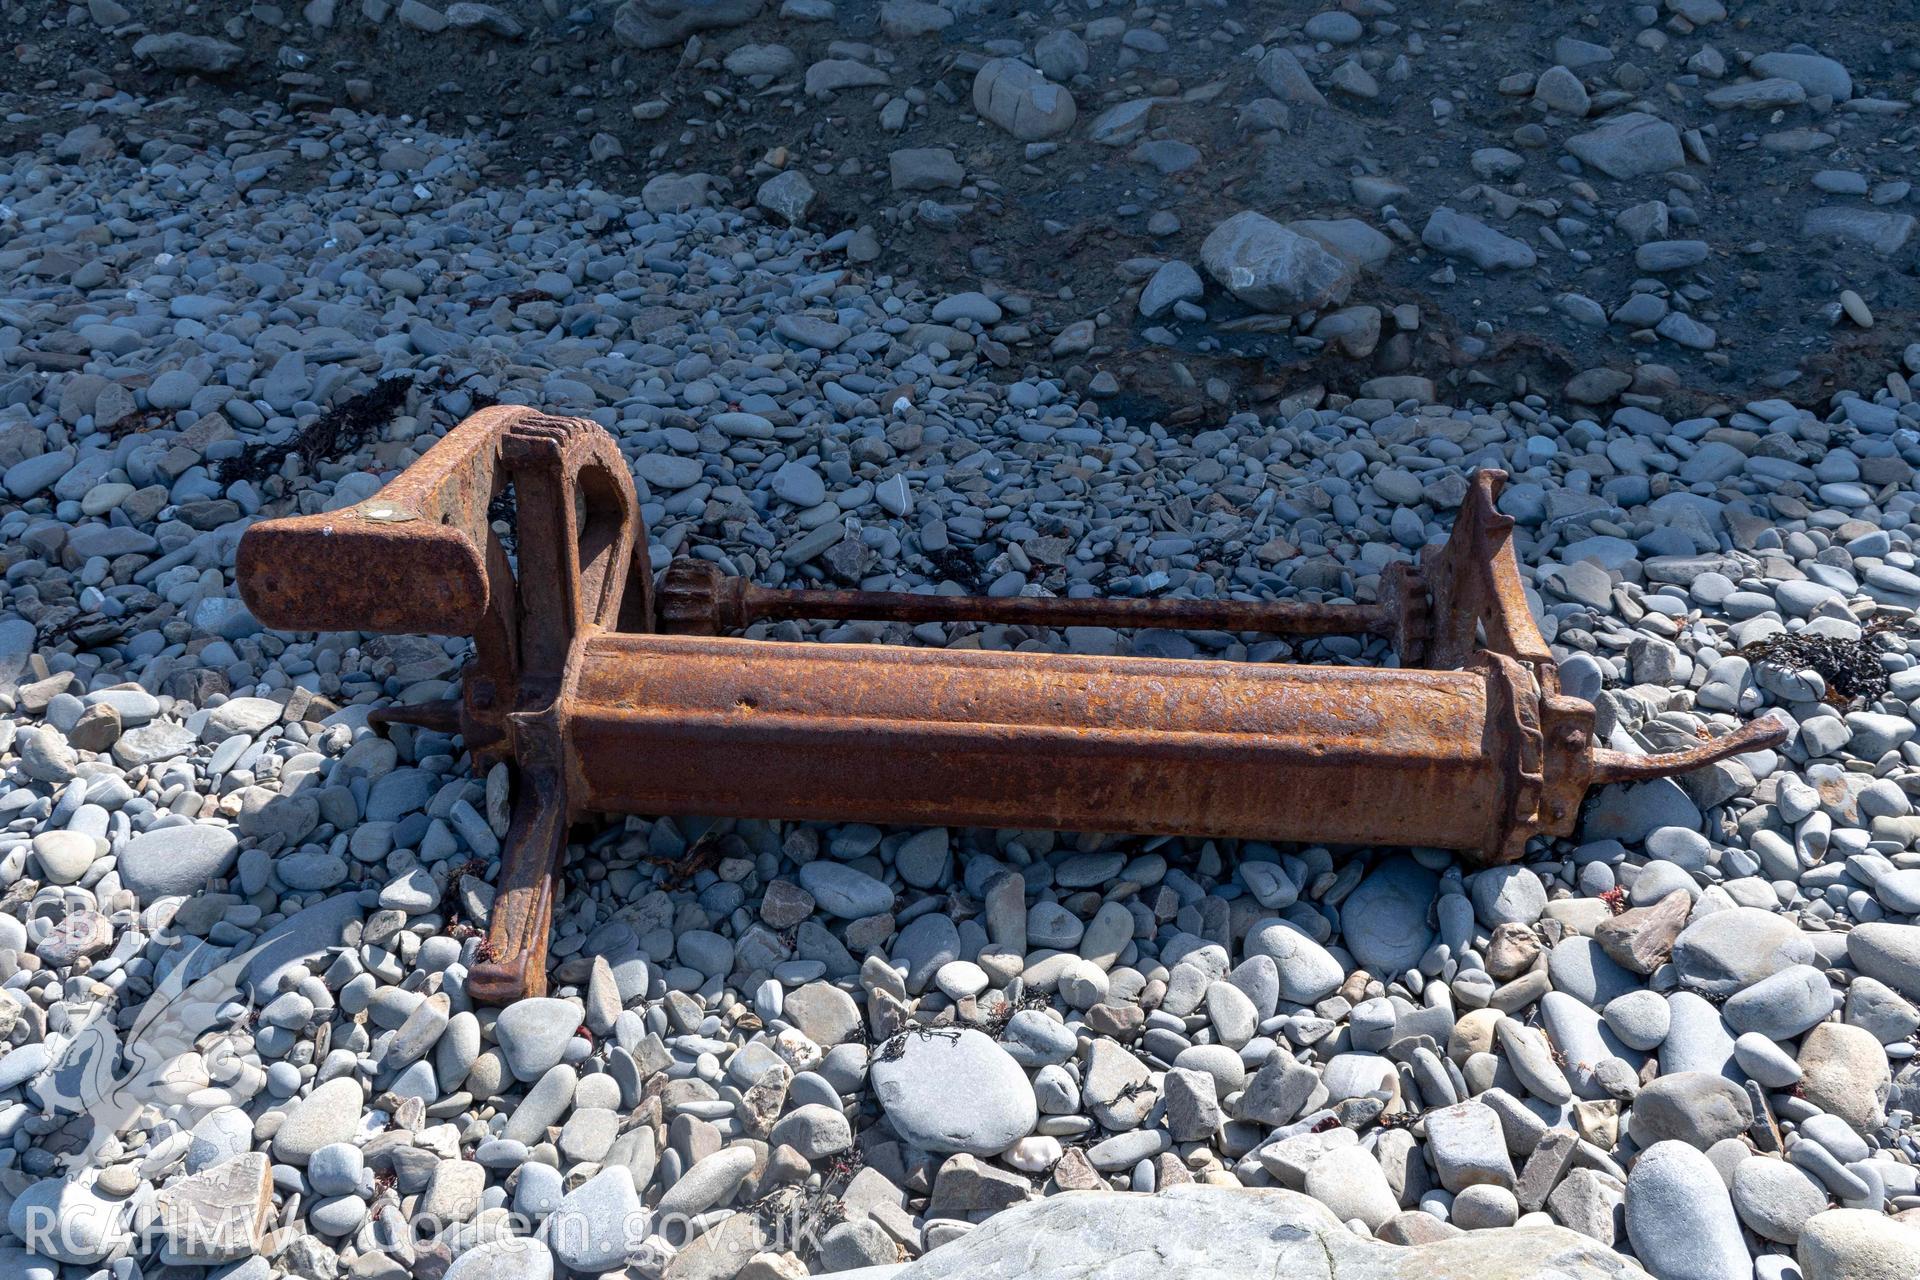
238;405;522;636
238;408;655;1002
1590;715;1790;784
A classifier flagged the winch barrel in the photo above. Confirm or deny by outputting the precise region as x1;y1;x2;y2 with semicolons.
566;632;1512;851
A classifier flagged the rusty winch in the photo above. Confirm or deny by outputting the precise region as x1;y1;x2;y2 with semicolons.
235;407;1785;1003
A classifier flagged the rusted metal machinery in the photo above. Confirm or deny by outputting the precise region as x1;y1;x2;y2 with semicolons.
237;407;1786;1003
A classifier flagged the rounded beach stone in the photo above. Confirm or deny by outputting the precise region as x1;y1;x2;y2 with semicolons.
1624;1141;1752;1280
869;1027;1037;1155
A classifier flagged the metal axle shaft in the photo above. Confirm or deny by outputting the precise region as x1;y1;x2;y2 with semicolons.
658;560;1399;639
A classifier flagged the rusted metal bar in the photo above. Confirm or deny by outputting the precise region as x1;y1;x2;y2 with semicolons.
236;408;1789;1004
658;559;1398;639
1590;732;1782;785
568;633;1508;848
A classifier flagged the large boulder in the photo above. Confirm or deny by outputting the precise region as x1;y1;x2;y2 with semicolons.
897;1183;1648;1278
972;59;1077;140
1566;112;1684;179
132;33;246;74
1200;212;1354;314
612;0;764;49
117;824;239;901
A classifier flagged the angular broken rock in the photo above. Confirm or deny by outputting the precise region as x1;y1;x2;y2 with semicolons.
1421;208;1537;271
755;170;815;225
132;33;246;74
1550;1169;1627;1248
611;0;765;49
1255;48;1326;105
1089;100;1155;146
889;147;965;193
37;908;114;966
1566;112;1684;180
1594;890;1690;975
158;1152;273;1264
895;1184;1645;1278
1139;260;1204;319
972;59;1077;141
1200;212;1353;313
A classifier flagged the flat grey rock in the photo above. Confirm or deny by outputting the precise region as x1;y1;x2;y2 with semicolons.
118;824;239;900
1630;1073;1753;1149
797;860;894;918
244;893;365;1003
1245;917;1345;1003
1340;856;1438;977
1567;112;1684;179
494;997;583;1082
1671;906;1814;997
1422;207;1538;270
896;1184;1643;1278
1722;964;1833;1039
271;1077;364;1165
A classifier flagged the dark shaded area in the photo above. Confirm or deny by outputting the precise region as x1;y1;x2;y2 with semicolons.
487;482;518;557
1742;616;1905;707
215;375;413;486
34;609;127;653
6;1;1917;421
920;545;987;594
